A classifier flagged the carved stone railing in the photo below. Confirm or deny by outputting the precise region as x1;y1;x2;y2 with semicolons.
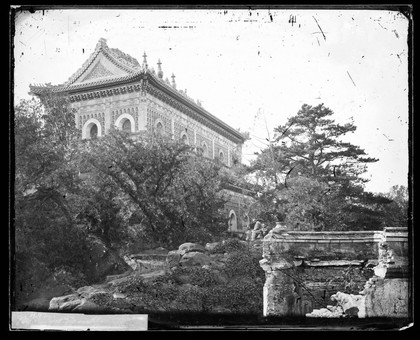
259;223;410;318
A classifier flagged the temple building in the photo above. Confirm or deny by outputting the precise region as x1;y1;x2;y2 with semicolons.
30;38;244;167
30;38;253;233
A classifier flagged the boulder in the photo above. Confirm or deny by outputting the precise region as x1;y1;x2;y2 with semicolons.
166;250;182;268
76;285;109;299
76;286;98;297
179;252;211;267
72;299;102;312
178;243;206;256
49;293;83;312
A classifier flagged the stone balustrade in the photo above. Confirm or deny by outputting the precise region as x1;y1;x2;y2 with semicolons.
260;223;410;318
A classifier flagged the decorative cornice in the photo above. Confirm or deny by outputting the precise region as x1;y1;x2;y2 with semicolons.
146;72;244;144
68;82;143;102
145;82;243;144
29;39;244;145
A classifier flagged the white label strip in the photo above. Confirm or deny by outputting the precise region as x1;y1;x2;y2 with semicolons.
11;312;148;331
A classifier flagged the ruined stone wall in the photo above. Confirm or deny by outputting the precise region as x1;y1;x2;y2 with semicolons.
260;225;410;318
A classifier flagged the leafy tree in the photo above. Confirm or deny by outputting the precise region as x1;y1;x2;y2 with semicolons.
386;185;408;212
13;95;94;308
82;129;229;247
381;185;409;229
253;103;377;187
14;95;85;257
249;103;382;230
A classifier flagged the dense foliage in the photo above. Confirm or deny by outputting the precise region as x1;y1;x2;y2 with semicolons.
81;129;229;247
13;94;408;312
248;103;408;231
107;245;264;314
13;95;235;306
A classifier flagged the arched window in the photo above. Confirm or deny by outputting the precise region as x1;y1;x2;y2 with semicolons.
219;151;224;163
202;143;208;157
181;133;189;145
156;122;164;135
228;210;237;232
122;119;131;132
82;118;102;139
90;124;98;138
115;113;135;133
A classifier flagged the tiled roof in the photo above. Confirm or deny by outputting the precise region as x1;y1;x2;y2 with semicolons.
30;38;142;94
29;38;245;143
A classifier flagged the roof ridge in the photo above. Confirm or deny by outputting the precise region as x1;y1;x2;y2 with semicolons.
62;38;104;87
62;38;139;88
108;47;141;70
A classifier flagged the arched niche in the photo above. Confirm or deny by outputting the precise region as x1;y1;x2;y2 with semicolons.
115;113;135;133
82;118;102;139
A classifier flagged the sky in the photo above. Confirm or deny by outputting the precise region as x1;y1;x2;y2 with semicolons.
12;7;410;194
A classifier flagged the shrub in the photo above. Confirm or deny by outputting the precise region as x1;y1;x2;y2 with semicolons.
168;266;218;287
117;276;149;294
174;285;204;311
89;292;114;307
223;250;265;279
205;277;264;314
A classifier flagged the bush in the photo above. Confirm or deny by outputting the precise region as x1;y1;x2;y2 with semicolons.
205;277;264;313
174;285;204;311
224;250;265;279
169;266;218;287
52;265;88;288
89;292;114;307
117;275;149;294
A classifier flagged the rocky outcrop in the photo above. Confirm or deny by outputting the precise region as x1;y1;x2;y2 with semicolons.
179;252;211;267
166;242;213;268
179;242;206;255
49;285;113;312
46;238;265;315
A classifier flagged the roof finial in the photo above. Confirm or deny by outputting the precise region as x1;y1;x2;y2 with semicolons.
142;52;148;69
157;59;163;79
171;73;176;89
